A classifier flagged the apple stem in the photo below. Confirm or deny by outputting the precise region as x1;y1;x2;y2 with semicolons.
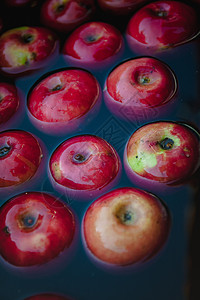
73;153;86;163
22;34;34;44
0;146;11;158
156;10;168;17
159;138;174;150
21;215;37;229
52;85;62;92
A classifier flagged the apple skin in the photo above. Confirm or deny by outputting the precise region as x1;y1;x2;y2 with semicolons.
25;294;70;300
0;83;20;125
126;1;199;54
41;0;95;33
49;135;121;200
0;130;43;187
0;192;75;267
124;122;200;192
0;26;59;75
97;0;148;15
27;69;101;135
83;187;170;266
63;22;124;70
104;57;177;122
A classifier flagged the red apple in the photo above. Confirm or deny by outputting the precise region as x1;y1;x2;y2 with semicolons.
0;192;75;266
0;26;59;75
49;135;121;199
83;187;170;266
0;130;42;187
126;1;199;54
25;294;71;300
0;83;20;125
124;121;200;192
27;69;101;135
97;0;148;15
104;57;177;122
41;0;95;33
63;22;124;69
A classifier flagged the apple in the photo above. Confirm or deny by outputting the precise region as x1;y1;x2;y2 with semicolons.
27;69;101;135
0;130;42;187
104;57;177;122
25;294;71;300
49;135;121;200
0;192;75;266
41;0;95;33
0;82;20;125
0;26;59;75
97;0;148;15
126;1;199;54
124;121;200;192
63;21;124;69
83;187;170;266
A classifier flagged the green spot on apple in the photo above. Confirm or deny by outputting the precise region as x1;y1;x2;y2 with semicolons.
128;152;157;174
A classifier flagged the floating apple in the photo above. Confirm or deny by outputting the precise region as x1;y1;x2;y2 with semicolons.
97;0;147;15
49;135;121;199
41;0;95;33
126;1;199;54
0;192;75;266
83;187;170;266
27;69;101;135
0;26;58;75
124;121;200;191
0;83;20;125
63;22;123;69
25;294;70;300
104;57;177;122
0;130;42;187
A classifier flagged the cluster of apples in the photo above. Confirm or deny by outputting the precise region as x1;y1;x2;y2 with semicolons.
0;0;200;298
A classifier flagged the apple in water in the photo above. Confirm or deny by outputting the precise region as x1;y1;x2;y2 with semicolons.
27;69;101;135
83;187;170;266
97;0;147;15
0;192;75;266
25;294;71;300
0;26;58;75
124;121;200;191
63;22;123;69
41;0;95;33
104;57;177;122
126;1;199;54
49;135;121;199
0;83;20;125
0;130;42;187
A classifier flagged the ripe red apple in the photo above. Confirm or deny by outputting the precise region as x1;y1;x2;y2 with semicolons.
0;83;20;125
0;26;59;75
41;0;95;33
63;22;124;69
0;130;42;187
25;294;71;300
104;57;177;122
0;192;75;266
126;1;199;54
124;121;200;192
49;135;121;200
27;69;101;135
83;187;170;266
97;0;147;15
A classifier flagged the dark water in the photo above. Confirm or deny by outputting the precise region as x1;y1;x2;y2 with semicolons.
0;1;200;299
